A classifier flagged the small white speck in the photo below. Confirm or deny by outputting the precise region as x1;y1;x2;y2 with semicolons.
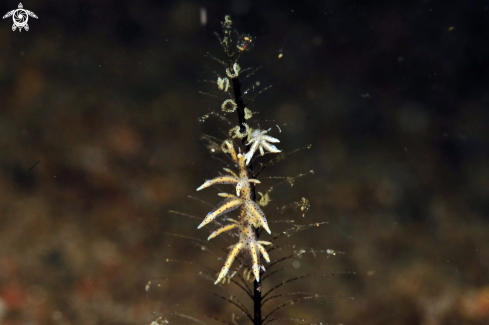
200;7;207;26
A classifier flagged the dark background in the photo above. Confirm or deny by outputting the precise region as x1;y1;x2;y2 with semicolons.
0;0;488;324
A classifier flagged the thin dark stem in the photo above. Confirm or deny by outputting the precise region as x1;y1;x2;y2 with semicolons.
220;15;262;325
253;279;262;325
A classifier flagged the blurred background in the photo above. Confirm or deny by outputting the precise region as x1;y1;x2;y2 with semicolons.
0;0;488;324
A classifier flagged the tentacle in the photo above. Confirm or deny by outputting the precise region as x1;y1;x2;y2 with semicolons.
249;243;261;282
224;140;238;164
222;167;239;178
215;242;244;284
218;193;238;198
196;175;238;191
260;141;281;153
261;134;281;143
257;243;271;263
244;200;271;234
198;196;243;229
244;140;260;165
228;260;244;280
208;222;239;240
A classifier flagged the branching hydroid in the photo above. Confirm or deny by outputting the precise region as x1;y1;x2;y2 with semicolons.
149;15;348;325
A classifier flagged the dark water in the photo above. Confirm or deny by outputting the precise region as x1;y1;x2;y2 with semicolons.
0;1;488;324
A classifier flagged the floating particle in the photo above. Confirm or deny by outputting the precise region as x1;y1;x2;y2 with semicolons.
145;281;151;291
200;7;207;26
237;34;254;51
278;49;283;59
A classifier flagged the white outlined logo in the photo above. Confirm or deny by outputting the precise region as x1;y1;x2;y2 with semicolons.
3;3;38;32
